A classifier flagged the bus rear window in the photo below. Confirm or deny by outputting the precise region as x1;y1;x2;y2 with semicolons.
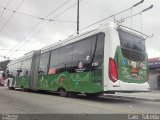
118;29;145;53
118;29;146;61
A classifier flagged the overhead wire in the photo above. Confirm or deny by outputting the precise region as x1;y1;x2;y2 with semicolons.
70;1;149;36
44;0;71;18
121;5;153;21
6;0;149;60
140;13;142;32
11;0;80;54
0;1;77;22
0;48;30;51
7;0;71;55
11;0;143;59
0;0;12;20
0;4;43;20
5;0;72;58
0;54;9;59
2;0;152;61
0;0;25;32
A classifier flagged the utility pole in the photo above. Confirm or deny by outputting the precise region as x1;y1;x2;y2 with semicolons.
77;0;79;34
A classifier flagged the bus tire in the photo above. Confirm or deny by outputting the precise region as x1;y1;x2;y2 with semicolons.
22;87;27;92
8;81;11;89
86;93;100;98
59;88;68;97
10;87;15;90
68;92;78;98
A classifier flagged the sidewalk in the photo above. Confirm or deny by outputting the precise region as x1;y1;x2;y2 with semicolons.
104;91;160;102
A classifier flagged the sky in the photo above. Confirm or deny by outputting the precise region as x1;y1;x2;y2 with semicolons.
0;0;159;61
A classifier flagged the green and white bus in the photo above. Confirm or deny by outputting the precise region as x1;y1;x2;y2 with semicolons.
7;22;150;97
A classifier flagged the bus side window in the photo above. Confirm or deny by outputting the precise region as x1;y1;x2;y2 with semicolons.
92;33;105;67
49;49;60;74
59;44;73;72
21;58;32;76
39;52;50;75
73;37;92;71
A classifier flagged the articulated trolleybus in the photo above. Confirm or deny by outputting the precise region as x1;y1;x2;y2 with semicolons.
7;22;150;97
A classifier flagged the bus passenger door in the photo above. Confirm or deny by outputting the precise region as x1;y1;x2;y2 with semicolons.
30;50;41;90
37;52;50;90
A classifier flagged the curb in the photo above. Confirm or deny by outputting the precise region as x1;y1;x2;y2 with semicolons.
103;95;160;102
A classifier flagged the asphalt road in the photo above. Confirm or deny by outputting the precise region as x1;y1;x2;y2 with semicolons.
0;86;160;114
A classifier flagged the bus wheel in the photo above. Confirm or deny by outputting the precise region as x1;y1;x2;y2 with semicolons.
59;88;68;97
8;87;11;90
8;81;11;89
8;86;14;90
10;87;15;90
86;93;100;98
68;92;78;98
22;87;27;92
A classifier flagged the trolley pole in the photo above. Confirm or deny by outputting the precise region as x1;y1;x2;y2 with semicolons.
77;0;79;34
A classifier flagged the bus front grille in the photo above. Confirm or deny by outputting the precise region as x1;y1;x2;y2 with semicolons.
121;48;145;62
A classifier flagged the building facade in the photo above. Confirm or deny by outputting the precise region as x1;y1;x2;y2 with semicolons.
149;58;160;90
